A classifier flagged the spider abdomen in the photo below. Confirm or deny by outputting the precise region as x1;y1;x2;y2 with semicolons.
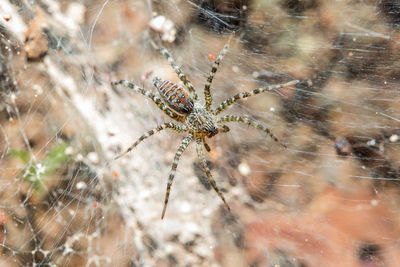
154;78;194;114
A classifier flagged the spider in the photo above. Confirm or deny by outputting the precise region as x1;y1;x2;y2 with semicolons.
112;36;299;219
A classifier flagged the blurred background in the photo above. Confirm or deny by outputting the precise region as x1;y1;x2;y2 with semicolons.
1;0;400;266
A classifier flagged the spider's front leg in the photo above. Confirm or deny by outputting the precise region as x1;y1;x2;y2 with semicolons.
195;138;230;212
115;122;187;160
215;79;299;114
217;115;287;148
162;133;193;219
218;125;230;133
202;125;230;152
202;137;211;152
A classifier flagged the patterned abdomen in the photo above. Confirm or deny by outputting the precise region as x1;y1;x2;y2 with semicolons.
154;78;194;114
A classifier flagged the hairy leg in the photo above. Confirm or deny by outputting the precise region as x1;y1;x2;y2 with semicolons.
217;115;287;148
215;80;299;114
111;80;184;121
153;44;198;101
161;133;193;219
204;35;233;110
115;122;187;160
218;125;230;133
201;125;231;152
202;137;211;152
195;138;230;212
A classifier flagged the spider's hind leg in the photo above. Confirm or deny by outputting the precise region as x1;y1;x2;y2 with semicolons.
153;43;198;101
195;138;230;212
111;80;184;121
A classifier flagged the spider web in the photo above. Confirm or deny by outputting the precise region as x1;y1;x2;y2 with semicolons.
1;0;400;266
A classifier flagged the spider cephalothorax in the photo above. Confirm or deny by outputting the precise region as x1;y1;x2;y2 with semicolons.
112;36;299;219
185;103;220;137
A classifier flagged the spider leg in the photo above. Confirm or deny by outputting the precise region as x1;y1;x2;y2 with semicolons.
215;79;299;114
202;137;211;152
111;80;184;121
217;115;287;148
218;125;230;133
195;138;230;212
202;125;230;152
155;45;199;101
204;35;233;110
115;122;187;160
161;133;193;219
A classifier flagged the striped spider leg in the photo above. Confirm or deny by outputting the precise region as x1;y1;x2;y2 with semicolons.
215;79;299;115
111;80;184;122
161;133;193;219
217;115;287;148
195;138;230;212
151;41;198;101
114;122;187;160
204;35;233;110
200;35;297;147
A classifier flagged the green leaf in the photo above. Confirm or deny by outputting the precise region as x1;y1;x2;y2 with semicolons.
8;149;30;164
43;142;69;175
9;142;71;192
